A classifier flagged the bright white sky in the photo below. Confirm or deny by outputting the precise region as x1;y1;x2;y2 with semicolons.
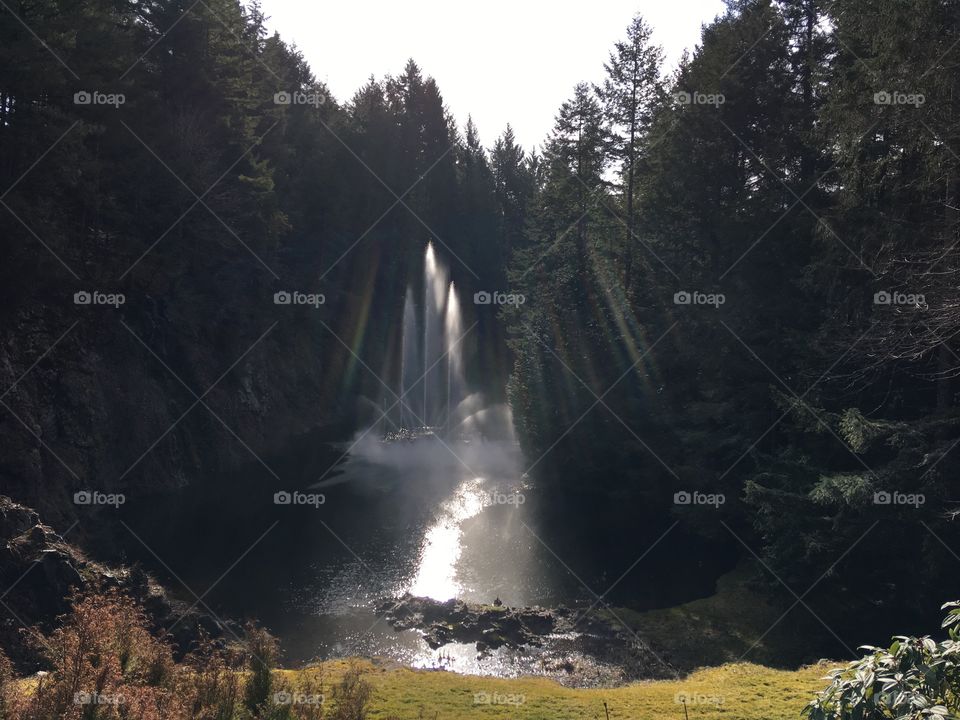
263;1;726;152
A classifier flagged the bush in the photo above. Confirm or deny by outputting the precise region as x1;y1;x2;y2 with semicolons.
2;589;374;720
805;601;960;720
18;586;179;719
0;649;13;720
243;623;280;716
6;587;269;720
328;663;372;720
179;631;246;720
266;668;326;720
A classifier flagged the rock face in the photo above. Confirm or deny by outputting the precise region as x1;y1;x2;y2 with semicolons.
0;495;228;671
376;593;677;683
0;301;336;538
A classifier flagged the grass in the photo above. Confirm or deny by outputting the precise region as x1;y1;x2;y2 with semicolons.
283;659;839;720
11;653;839;719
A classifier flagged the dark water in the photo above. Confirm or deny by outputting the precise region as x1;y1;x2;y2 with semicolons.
118;430;732;678
121;433;584;672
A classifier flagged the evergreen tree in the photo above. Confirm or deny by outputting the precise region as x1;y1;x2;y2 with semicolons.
598;14;664;282
491;125;534;256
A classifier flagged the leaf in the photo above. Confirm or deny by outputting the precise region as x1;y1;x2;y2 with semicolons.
941;613;960;628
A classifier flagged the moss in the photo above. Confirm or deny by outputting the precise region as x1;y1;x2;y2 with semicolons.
607;562;830;672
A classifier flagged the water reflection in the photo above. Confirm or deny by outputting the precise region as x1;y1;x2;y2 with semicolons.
210;395;587;673
407;476;487;600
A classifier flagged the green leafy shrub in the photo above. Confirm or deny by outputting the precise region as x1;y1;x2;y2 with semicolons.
805;602;960;720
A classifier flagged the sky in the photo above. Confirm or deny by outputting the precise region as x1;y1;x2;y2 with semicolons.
262;1;727;152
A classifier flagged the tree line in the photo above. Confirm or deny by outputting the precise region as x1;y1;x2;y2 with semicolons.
0;0;515;516
504;0;960;641
3;0;960;650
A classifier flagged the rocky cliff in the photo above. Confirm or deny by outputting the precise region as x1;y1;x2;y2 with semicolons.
0;495;228;671
0;291;349;539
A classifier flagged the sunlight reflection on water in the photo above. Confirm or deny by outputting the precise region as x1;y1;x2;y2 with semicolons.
407;476;488;600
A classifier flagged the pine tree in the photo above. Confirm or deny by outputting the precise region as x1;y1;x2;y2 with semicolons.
491;125;534;256
598;14;664;282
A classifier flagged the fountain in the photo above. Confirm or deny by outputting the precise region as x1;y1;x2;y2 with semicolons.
312;242;530;607
384;242;469;442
